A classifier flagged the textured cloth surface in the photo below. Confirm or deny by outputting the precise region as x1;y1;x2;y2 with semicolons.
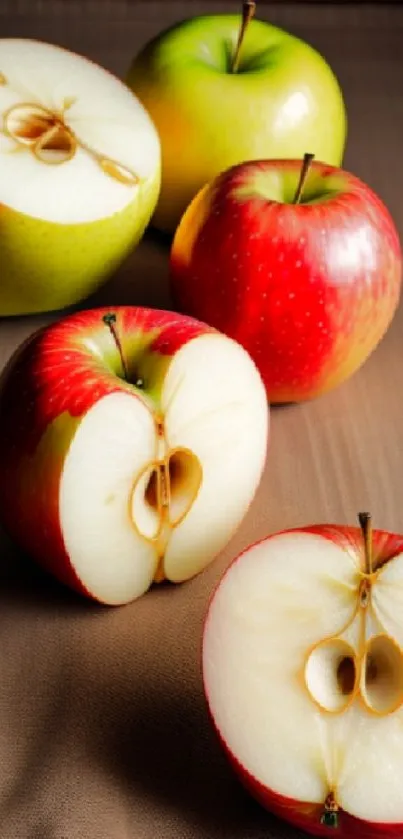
1;3;403;838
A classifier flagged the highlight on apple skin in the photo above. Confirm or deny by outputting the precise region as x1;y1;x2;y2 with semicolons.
126;8;347;234
170;157;402;403
202;515;403;837
0;306;269;605
0;38;161;316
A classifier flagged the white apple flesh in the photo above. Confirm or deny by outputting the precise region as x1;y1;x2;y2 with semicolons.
0;306;269;605
0;39;161;315
202;519;403;836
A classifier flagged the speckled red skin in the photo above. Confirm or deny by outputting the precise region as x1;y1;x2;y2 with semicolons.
170;160;402;403
0;305;212;600
202;524;403;837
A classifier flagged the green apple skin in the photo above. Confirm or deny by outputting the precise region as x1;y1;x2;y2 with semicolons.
0;169;160;317
126;15;347;234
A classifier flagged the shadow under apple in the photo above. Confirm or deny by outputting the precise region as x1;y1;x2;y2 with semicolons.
0;523;98;616
84;573;302;838
96;673;289;837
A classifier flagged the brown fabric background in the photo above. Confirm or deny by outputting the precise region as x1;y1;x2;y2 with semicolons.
1;3;403;837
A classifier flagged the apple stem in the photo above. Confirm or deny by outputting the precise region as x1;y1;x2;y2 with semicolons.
231;0;256;73
292;152;315;204
358;511;373;577
103;313;129;380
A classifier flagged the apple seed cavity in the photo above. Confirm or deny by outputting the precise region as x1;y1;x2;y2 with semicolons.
305;638;358;714
131;447;203;578
360;634;403;715
2;95;139;184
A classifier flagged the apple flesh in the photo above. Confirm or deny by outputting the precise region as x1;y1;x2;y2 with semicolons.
202;518;403;836
0;306;269;605
126;12;346;234
170;158;402;403
0;38;161;315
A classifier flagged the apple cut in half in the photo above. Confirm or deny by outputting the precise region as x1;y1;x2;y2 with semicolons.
202;515;403;837
0;39;161;315
0;306;269;605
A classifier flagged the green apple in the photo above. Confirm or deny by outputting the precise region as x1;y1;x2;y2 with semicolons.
0;38;161;316
126;2;347;234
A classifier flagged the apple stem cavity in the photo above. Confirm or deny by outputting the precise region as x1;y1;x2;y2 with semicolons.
231;0;256;74
292;152;315;204
2;98;140;185
102;313;129;381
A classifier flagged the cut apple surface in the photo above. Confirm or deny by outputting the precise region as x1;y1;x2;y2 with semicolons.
202;519;403;835
0;39;161;314
0;306;269;605
0;39;158;222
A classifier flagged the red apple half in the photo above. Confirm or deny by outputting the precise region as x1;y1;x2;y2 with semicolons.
0;306;269;605
170;157;402;403
202;515;403;836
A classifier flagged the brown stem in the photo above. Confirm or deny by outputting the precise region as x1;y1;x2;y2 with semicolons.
231;1;256;73
103;313;129;380
292;152;315;204
358;512;373;577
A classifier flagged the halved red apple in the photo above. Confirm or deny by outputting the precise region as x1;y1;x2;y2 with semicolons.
202;515;403;836
0;305;269;604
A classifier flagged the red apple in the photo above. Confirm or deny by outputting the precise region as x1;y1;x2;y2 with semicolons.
202;514;403;836
170;156;402;403
0;305;269;605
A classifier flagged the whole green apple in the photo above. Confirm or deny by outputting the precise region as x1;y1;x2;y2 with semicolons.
126;3;347;234
0;38;161;316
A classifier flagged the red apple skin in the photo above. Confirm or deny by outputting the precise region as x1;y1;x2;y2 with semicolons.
0;306;213;599
170;159;402;403
202;524;403;838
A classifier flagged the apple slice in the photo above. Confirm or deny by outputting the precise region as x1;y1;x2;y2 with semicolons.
0;38;161;315
202;515;403;837
0;306;269;605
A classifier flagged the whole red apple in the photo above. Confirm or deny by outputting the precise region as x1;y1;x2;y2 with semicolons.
170;157;402;403
0;306;268;605
202;514;403;836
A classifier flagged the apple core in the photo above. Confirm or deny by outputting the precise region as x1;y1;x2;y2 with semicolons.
3;97;140;185
130;445;203;576
303;515;403;719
